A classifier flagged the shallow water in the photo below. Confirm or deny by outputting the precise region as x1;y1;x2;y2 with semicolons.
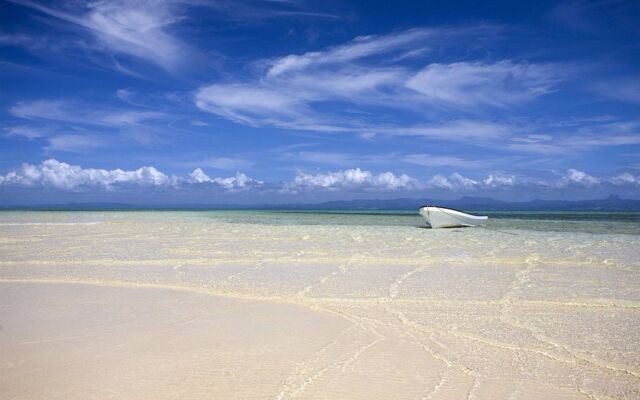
2;209;640;233
1;210;639;399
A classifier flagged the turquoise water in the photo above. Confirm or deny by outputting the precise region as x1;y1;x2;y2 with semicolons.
205;210;640;235
195;210;640;235
1;210;639;235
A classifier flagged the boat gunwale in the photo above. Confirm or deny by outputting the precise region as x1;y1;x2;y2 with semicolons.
418;205;485;216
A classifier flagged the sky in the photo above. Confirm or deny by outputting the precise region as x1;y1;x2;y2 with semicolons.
0;0;639;205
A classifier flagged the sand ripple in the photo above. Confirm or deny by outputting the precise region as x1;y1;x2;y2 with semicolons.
1;211;639;399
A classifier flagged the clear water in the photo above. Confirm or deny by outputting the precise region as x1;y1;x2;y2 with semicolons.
2;209;640;399
1;210;639;235
195;210;640;235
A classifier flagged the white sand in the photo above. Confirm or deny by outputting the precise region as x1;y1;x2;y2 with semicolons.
0;211;639;399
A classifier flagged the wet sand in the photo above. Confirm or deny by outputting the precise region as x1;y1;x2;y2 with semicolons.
0;211;639;399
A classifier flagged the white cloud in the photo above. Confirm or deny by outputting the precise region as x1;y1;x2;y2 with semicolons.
293;151;356;166
282;151;396;167
188;167;210;184
46;134;105;152
283;67;406;101
194;83;304;126
9;99;165;127
5;125;47;139
483;174;516;187
116;88;134;102
193;157;253;170
427;173;478;190
266;28;434;77
425;169;620;192
610;173;640;186
0;159;264;192
194;26;559;142
194;74;516;140
402;154;475;168
188;168;262;190
13;0;190;71
426;172;519;190
265;25;499;77
506;118;640;153
593;77;640;104
377;120;514;141
406;61;560;108
213;173;259;191
2;160;640;195
8;99;172;150
426;174;455;190
101;110;165;126
290;168;417;191
424;169;640;191
403;153;488;168
0;33;37;47
558;168;600;187
190;120;209;127
0;159;172;190
9;99;75;121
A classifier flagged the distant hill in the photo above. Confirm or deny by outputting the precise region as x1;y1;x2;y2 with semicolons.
3;194;640;211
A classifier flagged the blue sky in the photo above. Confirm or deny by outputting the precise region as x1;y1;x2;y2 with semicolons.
1;0;639;205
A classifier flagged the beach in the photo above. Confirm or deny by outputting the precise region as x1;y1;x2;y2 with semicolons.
1;211;639;399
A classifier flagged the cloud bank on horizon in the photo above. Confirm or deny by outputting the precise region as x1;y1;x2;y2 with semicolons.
1;0;639;204
1;159;638;205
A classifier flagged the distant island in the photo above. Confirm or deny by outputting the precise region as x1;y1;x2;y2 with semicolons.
3;194;640;211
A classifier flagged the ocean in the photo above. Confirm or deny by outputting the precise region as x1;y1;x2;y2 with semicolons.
3;209;639;233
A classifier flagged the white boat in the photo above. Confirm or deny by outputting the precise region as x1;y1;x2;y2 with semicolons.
418;205;488;228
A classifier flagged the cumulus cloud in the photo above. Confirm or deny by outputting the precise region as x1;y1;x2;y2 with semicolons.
558;168;600;187
0;159;172;190
424;169;616;191
188;168;262;190
0;159;261;192
426;172;520;190
427;173;478;190
290;168;640;193
426;168;640;191
609;173;640;186
483;174;517;187
290;168;417;191
3;160;638;196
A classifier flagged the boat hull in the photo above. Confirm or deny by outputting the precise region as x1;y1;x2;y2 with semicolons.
419;206;488;228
